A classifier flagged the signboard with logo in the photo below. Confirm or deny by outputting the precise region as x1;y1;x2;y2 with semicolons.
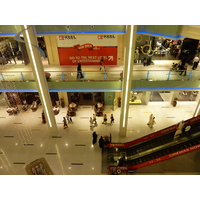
57;35;118;65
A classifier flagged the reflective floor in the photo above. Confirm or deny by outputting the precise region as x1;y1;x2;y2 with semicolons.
0;91;197;175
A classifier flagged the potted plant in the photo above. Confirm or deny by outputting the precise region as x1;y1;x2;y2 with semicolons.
60;98;65;108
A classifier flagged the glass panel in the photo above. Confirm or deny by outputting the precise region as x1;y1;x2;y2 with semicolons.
189;71;200;80
83;72;105;81
132;71;147;80
105;71;121;81
21;72;35;81
1;72;22;81
148;71;168;81
48;71;63;82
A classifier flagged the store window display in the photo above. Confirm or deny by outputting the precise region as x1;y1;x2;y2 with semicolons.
129;91;142;105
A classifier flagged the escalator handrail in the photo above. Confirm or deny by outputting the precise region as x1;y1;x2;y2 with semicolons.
107;115;200;148
107;137;200;172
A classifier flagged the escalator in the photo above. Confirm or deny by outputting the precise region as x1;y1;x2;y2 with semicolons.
107;116;200;173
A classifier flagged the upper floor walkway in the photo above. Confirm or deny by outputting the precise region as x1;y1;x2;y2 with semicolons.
0;59;200;92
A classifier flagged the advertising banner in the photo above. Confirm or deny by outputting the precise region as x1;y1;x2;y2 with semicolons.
57;35;118;65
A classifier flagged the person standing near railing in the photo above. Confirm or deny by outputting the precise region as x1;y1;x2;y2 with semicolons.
100;57;105;71
192;56;199;70
179;62;188;76
77;63;84;78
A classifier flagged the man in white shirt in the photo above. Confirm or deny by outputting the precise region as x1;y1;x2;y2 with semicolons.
192;56;199;70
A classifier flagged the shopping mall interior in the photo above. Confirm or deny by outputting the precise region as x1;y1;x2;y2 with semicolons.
0;25;200;178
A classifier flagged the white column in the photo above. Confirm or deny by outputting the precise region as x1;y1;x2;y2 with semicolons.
22;25;58;135
119;25;137;137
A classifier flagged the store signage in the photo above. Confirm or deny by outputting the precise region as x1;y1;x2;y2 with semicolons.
57;35;117;47
98;35;116;39
58;48;117;65
57;34;118;65
59;35;76;40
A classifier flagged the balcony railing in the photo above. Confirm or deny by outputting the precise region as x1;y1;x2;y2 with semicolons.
0;70;199;82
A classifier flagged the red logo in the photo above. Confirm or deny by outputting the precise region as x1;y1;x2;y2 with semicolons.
98;35;103;39
59;36;65;40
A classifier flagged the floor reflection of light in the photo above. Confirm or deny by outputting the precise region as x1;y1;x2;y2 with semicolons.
0;157;10;174
1;148;15;174
55;144;65;175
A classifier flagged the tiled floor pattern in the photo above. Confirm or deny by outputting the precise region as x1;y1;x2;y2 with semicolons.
0;92;197;174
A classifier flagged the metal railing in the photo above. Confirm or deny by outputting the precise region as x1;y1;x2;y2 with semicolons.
0;70;199;82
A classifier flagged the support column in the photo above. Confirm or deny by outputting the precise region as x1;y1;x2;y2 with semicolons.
141;91;150;105
22;25;58;135
193;94;200;117
58;91;69;107
119;25;137;137
44;35;60;65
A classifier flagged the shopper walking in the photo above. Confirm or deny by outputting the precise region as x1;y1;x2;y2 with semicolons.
100;57;105;71
192;56;199;70
77;63;84;78
148;117;156;128
92;131;98;145
147;114;154;125
66;113;73;123
93;113;97;124
63;117;68;129
102;114;107;125
98;136;105;148
110;114;114;123
89;117;93;127
42;111;46;124
179;62;188;76
143;58;147;66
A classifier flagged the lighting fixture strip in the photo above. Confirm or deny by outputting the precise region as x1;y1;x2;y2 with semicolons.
122;25;134;127
24;25;52;127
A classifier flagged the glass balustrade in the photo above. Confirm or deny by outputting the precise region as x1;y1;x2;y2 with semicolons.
0;70;200;82
132;71;148;80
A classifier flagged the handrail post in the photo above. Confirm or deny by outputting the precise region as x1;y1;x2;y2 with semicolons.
0;73;4;81
188;71;192;80
21;72;25;81
83;72;86;81
167;71;171;80
62;72;65;81
146;71;150;80
104;72;107;80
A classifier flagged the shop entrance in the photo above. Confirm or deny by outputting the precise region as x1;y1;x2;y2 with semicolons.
178;91;198;101
67;92;104;105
